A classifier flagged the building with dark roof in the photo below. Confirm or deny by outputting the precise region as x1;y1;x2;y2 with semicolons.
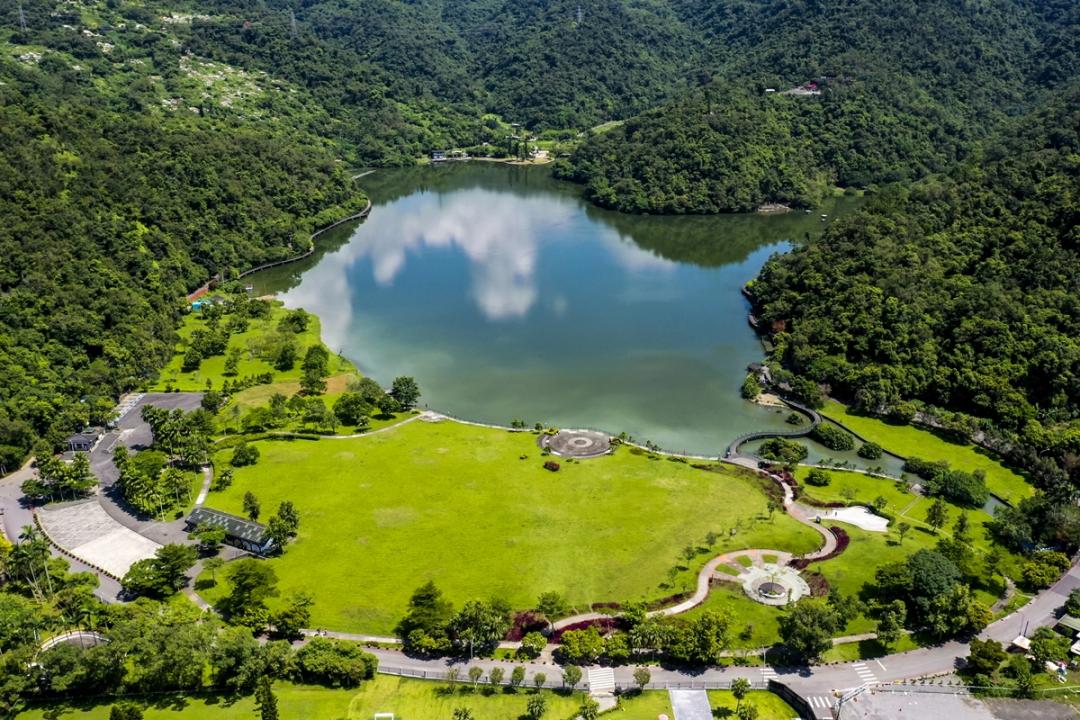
186;507;275;554
66;427;104;452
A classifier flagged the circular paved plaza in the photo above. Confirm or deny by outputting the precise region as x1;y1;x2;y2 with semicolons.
741;563;810;606
539;429;612;458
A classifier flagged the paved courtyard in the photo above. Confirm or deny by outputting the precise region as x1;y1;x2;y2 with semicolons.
668;689;712;720
539;429;612;458
840;689;1080;720
38;499;160;578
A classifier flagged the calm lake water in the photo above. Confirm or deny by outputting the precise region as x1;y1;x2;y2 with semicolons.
252;164;859;455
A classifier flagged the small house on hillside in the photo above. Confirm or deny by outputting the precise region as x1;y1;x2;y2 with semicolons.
431;150;447;162
66;428;104;453
185;507;274;554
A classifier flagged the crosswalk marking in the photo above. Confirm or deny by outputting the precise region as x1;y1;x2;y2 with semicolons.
852;661;878;684
587;667;615;692
807;696;832;708
761;665;777;679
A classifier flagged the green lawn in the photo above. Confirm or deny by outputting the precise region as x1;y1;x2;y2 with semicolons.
820;400;1031;505
200;420;820;635
16;677;796;720
796;467;1025;579
154;302;355;392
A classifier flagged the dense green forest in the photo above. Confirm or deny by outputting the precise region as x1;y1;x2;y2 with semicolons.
0;0;1077;477
558;0;1078;213
749;87;1080;496
0;1;367;467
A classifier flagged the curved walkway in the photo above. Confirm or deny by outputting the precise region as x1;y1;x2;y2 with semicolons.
725;398;821;459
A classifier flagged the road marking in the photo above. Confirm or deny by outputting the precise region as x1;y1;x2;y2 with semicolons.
875;658;887;672
852;662;878;684
761;666;777;679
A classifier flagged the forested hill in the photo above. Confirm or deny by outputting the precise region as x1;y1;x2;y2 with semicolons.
0;2;367;467
749;86;1080;491
557;0;1078;214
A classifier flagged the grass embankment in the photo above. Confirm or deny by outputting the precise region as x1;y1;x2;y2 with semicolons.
797;467;1022;609
15;677;796;720
154;302;355;392
820;400;1031;505
686;467;1022;648
199;420;820;635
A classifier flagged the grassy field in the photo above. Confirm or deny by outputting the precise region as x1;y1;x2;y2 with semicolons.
820;400;1031;505
15;677;796;720
200;420;820;634
153;302;355;392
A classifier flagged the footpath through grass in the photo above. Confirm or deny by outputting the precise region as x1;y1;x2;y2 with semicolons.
201;420;820;634
820;400;1031;505
15;677;796;720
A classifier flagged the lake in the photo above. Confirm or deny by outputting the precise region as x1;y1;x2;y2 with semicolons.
252;164;858;455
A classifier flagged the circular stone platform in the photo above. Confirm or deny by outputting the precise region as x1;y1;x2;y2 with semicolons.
741;563;811;606
538;429;612;458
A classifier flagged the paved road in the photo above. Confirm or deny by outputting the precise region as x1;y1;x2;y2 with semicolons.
91;392;203;545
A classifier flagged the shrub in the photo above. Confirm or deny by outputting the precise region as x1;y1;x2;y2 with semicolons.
805;469;831;487
740;374;761;400
758;438;808;464
231;442;260;467
857;442;883;459
811;424;855;452
293;637;377;687
519;631;547;658
543;460;560;472
785;413;804;425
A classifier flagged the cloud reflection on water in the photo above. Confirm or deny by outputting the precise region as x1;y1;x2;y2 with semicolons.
283;186;676;346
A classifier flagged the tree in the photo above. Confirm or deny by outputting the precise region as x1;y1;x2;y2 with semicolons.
777;600;839;662
562;665;582;690
510;665;526;690
376;394;401;417
668;610;733;665
953;512;971;543
1064;588;1080;616
520;631;546;658
731;677;751;710
243;491;261;521
926;498;948;534
533;672;546;690
255;676;279;720
740;374;761;400
967;638;1007;676
109;703;143;720
875;600;906;647
557;626;605;664
804;469;831;487
204;556;225;584
333;393;372;427
536;592;568;620
231;442;260;467
633;667;651;691
276;501;300;534
300;368;328;396
397;581;454;654
897;522;911;545
189;522;226;555
449;599;511;656
452;709;475;720
468;665;483;688
293;637;377;687
121;543;197;598
267;515;294;550
390;376;421;410
526;694;547;720
579;697;600;720
220;558;279;628
736;704;759;720
271;593;312;640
